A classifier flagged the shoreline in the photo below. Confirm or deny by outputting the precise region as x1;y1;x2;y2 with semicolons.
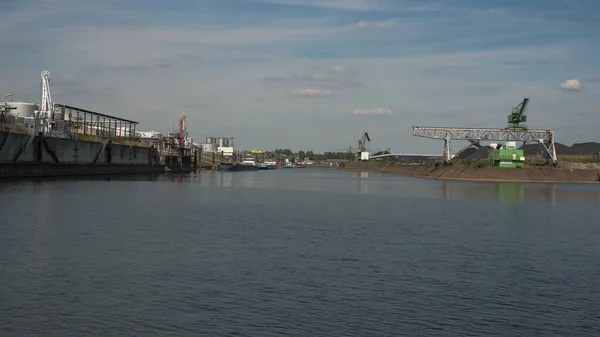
341;163;600;184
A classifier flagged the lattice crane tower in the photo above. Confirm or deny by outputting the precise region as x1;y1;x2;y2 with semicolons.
36;70;54;132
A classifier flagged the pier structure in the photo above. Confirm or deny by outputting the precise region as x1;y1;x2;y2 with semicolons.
52;104;138;140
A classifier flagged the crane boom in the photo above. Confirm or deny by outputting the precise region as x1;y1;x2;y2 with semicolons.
357;132;370;152
507;97;529;130
356;132;371;161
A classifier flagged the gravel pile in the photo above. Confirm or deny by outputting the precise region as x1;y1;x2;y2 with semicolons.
559;162;600;170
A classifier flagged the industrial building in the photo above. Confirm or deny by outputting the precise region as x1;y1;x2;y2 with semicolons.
200;137;234;156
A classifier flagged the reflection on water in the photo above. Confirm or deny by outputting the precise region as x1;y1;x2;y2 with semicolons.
2;169;599;206
177;169;600;206
359;172;369;195
1;173;164;185
218;171;233;187
497;183;524;203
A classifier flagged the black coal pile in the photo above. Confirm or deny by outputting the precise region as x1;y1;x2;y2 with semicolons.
520;142;572;156
454;141;599;160
455;146;495;160
520;142;600;156
569;142;600;155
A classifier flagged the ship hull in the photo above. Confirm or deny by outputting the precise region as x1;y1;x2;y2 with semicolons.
258;165;277;170
229;163;259;171
217;162;233;171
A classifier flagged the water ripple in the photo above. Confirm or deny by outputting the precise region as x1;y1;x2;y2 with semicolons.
1;171;599;336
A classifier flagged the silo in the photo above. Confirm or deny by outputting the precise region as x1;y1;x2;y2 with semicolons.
206;137;215;144
201;143;217;153
1;101;35;117
217;137;230;148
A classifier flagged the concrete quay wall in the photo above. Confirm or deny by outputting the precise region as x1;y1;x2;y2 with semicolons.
0;131;156;165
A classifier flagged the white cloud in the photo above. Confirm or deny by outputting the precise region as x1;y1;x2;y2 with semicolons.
356;21;375;29
560;79;581;92
249;0;437;12
289;89;334;96
62;25;352;46
264;65;361;91
356;19;394;29
248;0;388;11
352;108;392;116
489;8;508;15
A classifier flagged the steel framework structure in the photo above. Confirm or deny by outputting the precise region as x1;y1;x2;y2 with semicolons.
412;126;558;164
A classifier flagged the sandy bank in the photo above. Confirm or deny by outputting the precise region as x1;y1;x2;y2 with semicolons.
342;162;600;184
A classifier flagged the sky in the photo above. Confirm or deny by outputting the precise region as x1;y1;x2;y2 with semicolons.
1;0;599;154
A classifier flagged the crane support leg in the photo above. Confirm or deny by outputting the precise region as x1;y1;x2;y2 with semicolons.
444;137;451;164
468;139;481;148
541;132;558;165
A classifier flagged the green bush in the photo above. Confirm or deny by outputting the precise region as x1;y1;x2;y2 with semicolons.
475;160;487;169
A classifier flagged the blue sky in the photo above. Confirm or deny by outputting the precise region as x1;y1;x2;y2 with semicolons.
1;0;598;153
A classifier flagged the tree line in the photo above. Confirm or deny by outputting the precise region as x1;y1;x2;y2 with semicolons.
272;149;356;161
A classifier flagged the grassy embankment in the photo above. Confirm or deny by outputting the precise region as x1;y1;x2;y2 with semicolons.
342;157;600;183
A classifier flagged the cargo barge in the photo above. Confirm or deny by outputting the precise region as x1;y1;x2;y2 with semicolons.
229;162;259;171
0;71;194;179
258;160;277;170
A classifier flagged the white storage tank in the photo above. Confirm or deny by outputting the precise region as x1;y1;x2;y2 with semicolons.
206;137;215;144
217;137;230;147
201;143;217;154
1;101;35;117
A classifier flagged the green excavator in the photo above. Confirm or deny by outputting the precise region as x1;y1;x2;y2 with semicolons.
506;97;530;131
374;148;391;161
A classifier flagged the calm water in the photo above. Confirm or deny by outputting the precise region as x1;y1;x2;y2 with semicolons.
1;169;600;336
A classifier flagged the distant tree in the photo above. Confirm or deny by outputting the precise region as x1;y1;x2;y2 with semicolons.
270;149;358;161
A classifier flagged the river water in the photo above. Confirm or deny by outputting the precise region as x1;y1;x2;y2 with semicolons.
1;169;599;336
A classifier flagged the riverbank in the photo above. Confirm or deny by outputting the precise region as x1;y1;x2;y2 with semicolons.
341;162;600;183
